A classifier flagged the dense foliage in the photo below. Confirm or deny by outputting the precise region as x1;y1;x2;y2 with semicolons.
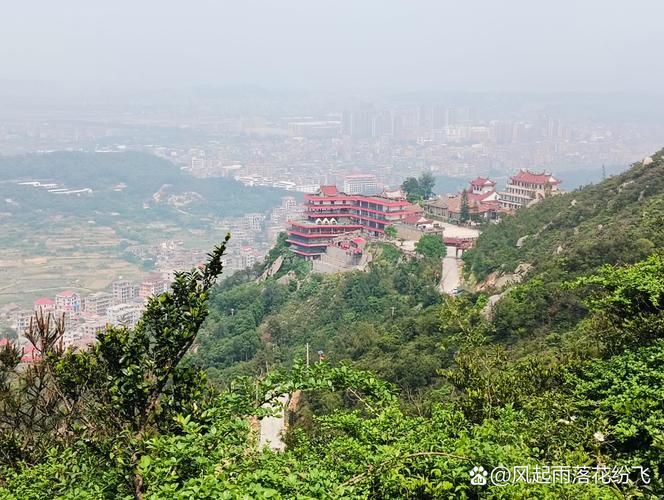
197;243;444;389
1;152;663;498
401;172;436;202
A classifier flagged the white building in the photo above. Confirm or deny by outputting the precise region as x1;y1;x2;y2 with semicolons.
498;170;562;210
112;280;135;304
106;303;144;328
85;292;114;316
343;174;379;195
55;291;81;313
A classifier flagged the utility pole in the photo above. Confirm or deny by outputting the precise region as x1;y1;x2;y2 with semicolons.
391;306;395;318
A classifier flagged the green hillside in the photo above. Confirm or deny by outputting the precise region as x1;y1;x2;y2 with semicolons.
0;151;286;225
0;151;663;497
460;150;664;344
463;151;664;280
198;239;445;391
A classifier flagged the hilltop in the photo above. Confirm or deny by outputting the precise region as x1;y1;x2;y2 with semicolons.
198;150;664;384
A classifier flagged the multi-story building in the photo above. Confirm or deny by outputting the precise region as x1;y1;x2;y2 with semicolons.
85;292;114;316
12;310;34;337
106;303;144;328
33;298;55;313
281;196;297;211
82;319;108;338
139;274;169;300
244;213;265;231
112;280;134;304
343;174;379;195
469;177;496;195
55;291;81;313
498;170;562;210
286;185;416;259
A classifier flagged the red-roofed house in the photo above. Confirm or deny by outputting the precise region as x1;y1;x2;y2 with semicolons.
425;177;501;222
34;297;55;312
469;177;496;195
498;170;562;210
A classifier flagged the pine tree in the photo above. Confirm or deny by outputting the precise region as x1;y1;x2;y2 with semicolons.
459;189;470;222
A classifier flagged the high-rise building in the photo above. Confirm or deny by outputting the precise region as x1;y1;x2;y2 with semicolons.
343;103;375;139
372;111;393;137
343;174;379;195
341;110;353;136
432;106;450;130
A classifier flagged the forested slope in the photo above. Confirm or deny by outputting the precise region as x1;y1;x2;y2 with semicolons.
198;241;446;394
0;152;663;498
461;150;664;343
464;150;664;280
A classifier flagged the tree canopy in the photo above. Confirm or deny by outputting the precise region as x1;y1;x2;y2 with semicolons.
401;172;436;202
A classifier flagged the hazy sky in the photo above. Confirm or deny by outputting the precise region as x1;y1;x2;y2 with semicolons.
2;0;664;94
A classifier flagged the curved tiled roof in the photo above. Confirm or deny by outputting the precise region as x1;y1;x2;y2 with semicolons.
470;177;496;187
510;170;560;184
320;185;339;196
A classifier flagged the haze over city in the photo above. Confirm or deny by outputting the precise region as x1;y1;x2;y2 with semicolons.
1;0;664;95
2;2;664;497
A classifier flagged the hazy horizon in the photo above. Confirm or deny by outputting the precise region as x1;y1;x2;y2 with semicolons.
2;1;664;95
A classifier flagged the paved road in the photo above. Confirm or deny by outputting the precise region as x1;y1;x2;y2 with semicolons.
258;395;288;452
440;247;461;294
395;222;480;295
439;224;479;294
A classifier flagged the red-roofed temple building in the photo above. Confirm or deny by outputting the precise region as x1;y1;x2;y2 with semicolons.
286;185;418;259
498;170;562;210
469;177;496;195
425;176;502;222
